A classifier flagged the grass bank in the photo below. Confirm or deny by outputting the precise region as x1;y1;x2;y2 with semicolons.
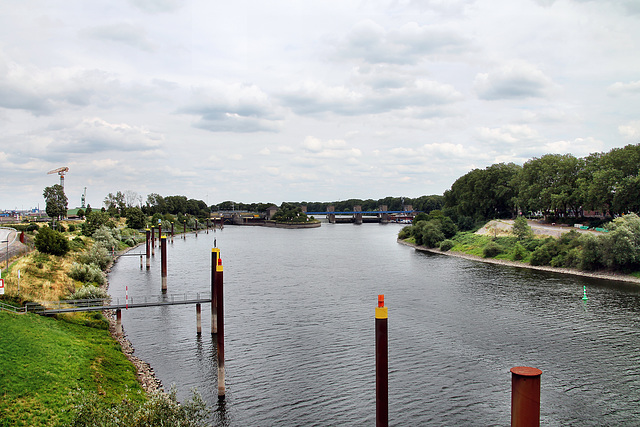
0;311;144;426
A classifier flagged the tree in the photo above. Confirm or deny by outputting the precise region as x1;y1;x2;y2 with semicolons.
43;184;68;220
126;207;147;229
35;226;70;256
512;216;533;240
82;211;111;236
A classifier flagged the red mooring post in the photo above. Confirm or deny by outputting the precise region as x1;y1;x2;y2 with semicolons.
145;229;151;270
376;294;388;427
171;222;174;243
511;367;542;427
183;220;186;239
151;227;155;256
161;235;167;293
211;248;218;334
211;247;225;399
196;303;202;334
116;309;122;335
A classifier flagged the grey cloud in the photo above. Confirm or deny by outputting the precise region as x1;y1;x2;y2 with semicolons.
338;20;471;65
179;84;283;133
474;63;553;100
80;23;156;52
129;0;184;13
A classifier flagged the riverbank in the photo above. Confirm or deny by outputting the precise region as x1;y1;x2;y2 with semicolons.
398;239;640;285
105;243;163;393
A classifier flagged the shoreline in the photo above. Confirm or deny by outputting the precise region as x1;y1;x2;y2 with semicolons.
398;239;640;285
104;242;164;394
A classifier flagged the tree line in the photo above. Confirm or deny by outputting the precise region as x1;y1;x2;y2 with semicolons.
443;143;640;227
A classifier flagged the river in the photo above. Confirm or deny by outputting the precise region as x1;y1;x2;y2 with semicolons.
107;223;640;426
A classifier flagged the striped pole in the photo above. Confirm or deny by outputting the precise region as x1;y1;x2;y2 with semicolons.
376;294;388;427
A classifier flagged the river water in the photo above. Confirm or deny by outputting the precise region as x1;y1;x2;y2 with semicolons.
107;224;640;426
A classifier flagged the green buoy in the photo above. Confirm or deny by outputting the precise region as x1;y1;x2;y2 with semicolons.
582;285;588;301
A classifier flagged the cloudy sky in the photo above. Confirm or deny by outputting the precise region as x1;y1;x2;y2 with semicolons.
1;0;639;210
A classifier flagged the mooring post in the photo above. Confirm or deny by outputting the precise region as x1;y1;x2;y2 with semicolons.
215;249;225;399
511;367;542;427
183;220;186;239
206;218;209;234
211;248;219;334
151;227;155;256
376;294;388;427
196;303;202;334
161;235;167;293
140;254;143;269
195;219;198;237
171;222;174;243
158;223;162;242
145;229;151;270
116;309;122;335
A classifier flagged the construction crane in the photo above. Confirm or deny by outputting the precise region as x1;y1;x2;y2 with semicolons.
81;187;87;208
47;166;69;189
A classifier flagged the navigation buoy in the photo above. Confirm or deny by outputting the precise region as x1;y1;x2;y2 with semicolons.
582;285;588;301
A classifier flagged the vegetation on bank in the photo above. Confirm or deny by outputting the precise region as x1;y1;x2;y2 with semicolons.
400;213;640;276
443;143;640;228
0;216;209;426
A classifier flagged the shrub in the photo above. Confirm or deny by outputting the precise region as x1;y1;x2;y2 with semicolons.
512;216;533;240
420;220;445;248
34;226;70;256
440;239;455;251
578;233;602;271
530;245;553;266
79;245;112;271
483;241;503;258
68;224;76;232
69;263;106;286
82;211;111;236
398;226;412;240
93;226;120;251
70;284;108;300
69;236;86;252
512;242;528;261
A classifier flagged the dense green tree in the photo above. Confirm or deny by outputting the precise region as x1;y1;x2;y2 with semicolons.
272;203;309;222
35;226;69;256
43;184;68;220
126;207;147;229
512;216;533;240
82;211;112;236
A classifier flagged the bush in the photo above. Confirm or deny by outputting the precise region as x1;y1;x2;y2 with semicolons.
93;226;120;251
398;226;412;240
68;224;76;232
483;241;503;258
69;236;86;251
70;284;108;300
82;211;112;236
34;226;70;256
71;387;209;426
79;245;112;271
512;242;528;260
530;245;553;266
440;239;455;251
69;263;106;286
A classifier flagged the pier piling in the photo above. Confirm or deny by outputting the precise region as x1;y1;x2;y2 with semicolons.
211;247;225;399
116;309;122;335
376;294;388;427
151;227;155;256
196;303;202;334
145;229;151;270
510;366;542;427
161;235;167;293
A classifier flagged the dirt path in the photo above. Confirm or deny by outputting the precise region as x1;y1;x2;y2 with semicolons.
476;219;602;238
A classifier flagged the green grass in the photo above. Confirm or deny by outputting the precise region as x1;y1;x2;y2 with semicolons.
0;311;145;426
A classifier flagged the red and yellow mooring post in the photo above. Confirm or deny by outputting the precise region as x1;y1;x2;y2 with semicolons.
211;247;225;399
376;294;388;427
511;366;542;427
161;235;167;293
151;227;156;256
145;229;151;270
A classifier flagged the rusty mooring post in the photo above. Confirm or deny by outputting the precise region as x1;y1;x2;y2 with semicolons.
161;235;167;293
211;247;225;399
511;366;542;427
376;294;388;427
171;222;174;243
195;219;198;237
151;227;155;256
211;248;218;334
145;229;151;270
116;309;122;335
196;303;202;334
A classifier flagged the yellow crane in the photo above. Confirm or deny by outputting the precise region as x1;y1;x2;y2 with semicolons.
47;166;69;189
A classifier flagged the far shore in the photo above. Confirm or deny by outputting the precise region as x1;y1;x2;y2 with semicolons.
398;239;640;285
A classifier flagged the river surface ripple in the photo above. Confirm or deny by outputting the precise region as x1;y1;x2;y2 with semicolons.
107;224;640;426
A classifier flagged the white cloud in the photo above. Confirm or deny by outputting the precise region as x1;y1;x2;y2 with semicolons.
619;121;640;141
608;80;640;96
80;23;156;52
